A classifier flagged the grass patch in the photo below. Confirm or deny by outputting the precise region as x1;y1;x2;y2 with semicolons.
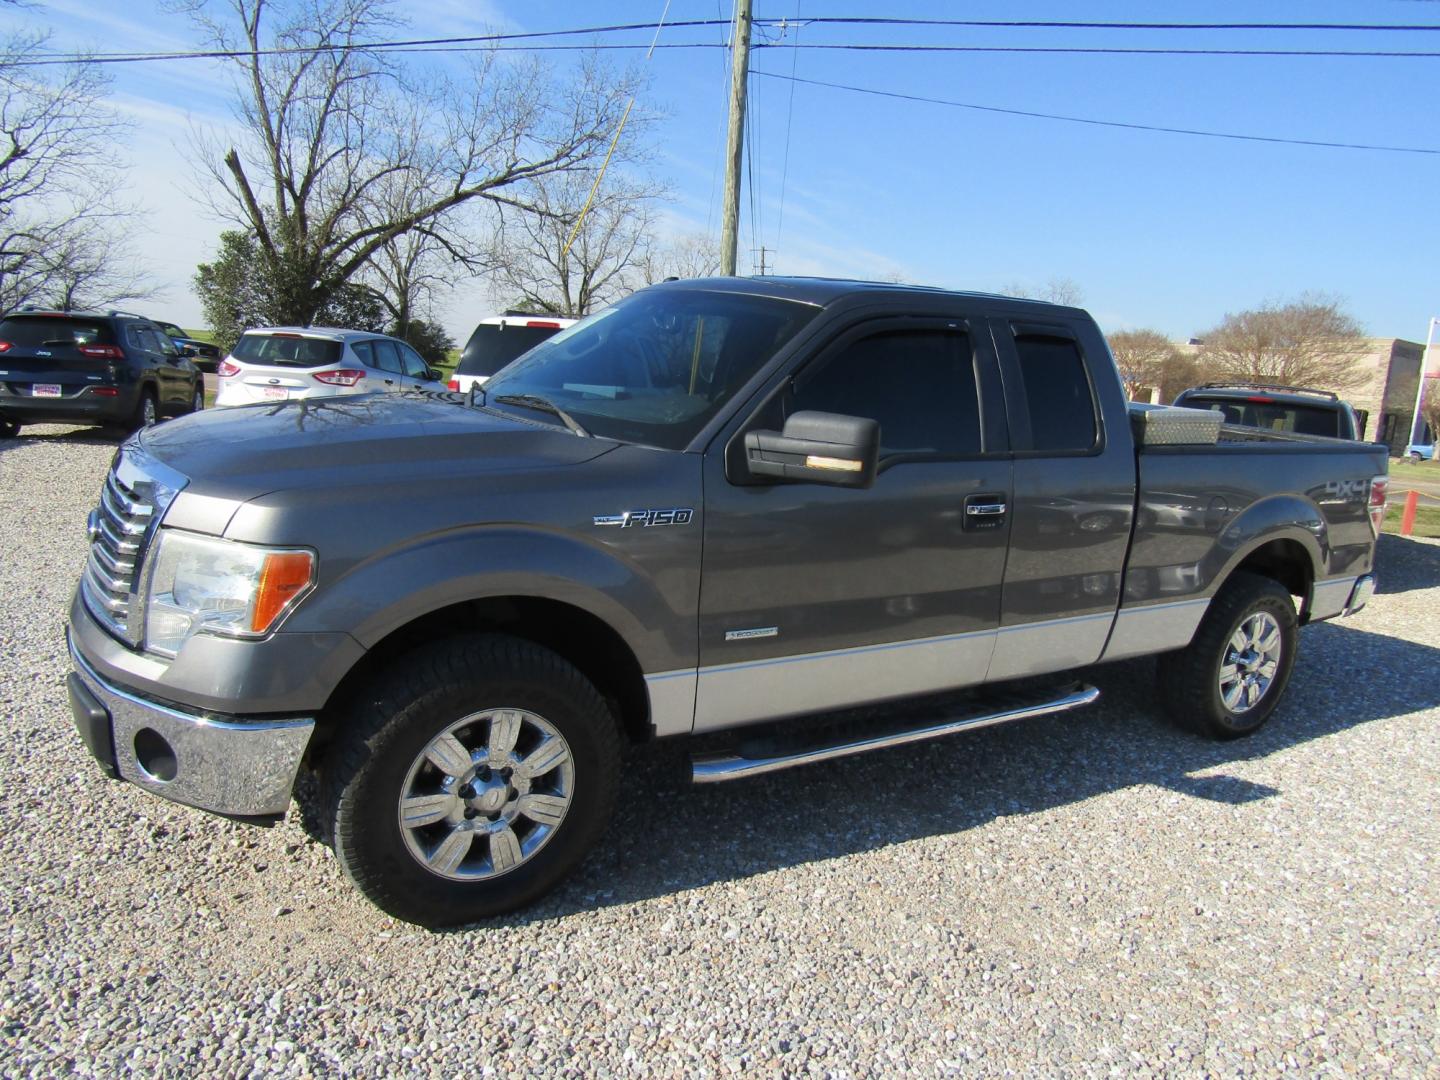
1389;457;1438;483
183;328;219;345
1382;500;1440;539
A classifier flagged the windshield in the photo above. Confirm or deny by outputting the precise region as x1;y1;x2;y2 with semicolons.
233;333;343;368
1186;397;1344;438
481;289;819;449
456;323;563;377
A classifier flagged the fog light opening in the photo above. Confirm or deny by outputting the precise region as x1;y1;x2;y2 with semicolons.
133;728;178;782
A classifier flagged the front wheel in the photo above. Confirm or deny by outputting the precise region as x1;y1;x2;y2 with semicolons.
1157;572;1298;739
133;390;158;431
322;634;623;927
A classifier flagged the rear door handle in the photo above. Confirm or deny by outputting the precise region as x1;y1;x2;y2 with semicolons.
965;503;1006;516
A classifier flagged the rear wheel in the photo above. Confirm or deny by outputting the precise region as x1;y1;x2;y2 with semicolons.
185;383;204;415
1411;452;1424;463
0;419;17;439
322;634;623;927
1157;572;1298;739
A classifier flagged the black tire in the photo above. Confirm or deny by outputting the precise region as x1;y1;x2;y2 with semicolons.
132;389;159;432
0;419;17;439
184;383;204;415
1157;572;1298;740
322;633;623;927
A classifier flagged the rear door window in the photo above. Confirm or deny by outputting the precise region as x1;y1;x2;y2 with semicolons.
369;340;404;375
233;333;343;368
1011;331;1098;453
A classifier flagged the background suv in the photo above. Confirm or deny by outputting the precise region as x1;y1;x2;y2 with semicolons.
448;313;576;394
1172;382;1363;440
0;309;203;437
215;328;446;407
154;321;222;373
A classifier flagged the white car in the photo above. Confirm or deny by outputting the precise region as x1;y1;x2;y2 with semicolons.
214;327;446;407
448;313;577;395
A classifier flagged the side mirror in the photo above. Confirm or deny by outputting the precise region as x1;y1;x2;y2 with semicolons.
744;411;879;488
426;368;443;382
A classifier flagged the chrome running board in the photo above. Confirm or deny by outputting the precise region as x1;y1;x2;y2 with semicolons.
691;683;1100;783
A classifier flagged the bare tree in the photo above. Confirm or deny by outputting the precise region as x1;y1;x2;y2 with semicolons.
490;170;658;316
1000;276;1084;306
638;231;721;285
1195;295;1368;391
1107;329;1178;400
185;0;639;326
0;31;154;310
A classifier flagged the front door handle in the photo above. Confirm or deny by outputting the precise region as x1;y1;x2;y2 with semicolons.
963;493;1008;531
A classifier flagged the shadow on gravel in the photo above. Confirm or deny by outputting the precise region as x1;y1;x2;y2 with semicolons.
484;621;1440;927
1374;533;1440;594
0;426;124;456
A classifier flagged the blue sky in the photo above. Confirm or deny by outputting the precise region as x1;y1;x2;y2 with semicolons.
4;0;1438;345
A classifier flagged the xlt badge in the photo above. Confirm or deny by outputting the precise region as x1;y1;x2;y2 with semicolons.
594;508;694;528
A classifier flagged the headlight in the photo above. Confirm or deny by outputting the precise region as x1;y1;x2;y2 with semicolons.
143;530;315;657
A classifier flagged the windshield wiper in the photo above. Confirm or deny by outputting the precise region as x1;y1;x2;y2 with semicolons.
492;393;591;438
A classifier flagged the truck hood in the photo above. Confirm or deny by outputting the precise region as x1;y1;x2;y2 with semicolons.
135;392;617;502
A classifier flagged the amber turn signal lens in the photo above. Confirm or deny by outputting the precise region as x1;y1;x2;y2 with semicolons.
250;551;314;633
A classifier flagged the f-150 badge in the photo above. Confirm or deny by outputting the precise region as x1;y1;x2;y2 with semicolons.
594;508;694;528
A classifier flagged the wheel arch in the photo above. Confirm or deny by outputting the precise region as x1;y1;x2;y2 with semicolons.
1211;533;1321;620
310;595;654;766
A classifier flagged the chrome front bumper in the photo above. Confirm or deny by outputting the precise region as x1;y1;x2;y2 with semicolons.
67;634;314;818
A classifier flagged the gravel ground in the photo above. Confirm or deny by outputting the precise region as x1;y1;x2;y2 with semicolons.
2;425;1437;1078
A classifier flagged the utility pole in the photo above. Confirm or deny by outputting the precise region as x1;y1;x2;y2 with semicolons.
752;246;770;275
720;0;752;276
1410;316;1439;448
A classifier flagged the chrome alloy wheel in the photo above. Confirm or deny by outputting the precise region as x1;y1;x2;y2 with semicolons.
397;709;575;881
1219;612;1283;713
141;396;157;426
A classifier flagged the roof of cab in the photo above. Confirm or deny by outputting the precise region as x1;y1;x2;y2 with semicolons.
651;275;1086;314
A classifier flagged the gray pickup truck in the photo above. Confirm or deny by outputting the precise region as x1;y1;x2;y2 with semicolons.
65;278;1387;926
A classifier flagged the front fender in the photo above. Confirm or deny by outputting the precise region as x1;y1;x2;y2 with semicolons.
286;525;696;676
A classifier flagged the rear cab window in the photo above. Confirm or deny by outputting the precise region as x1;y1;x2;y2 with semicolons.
457;323;563;378
233;333;343;368
1182;396;1344;439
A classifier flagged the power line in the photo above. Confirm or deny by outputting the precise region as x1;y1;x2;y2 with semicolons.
15;19;1440;67
753;70;1440;155
747;44;1440;58
781;18;1440;32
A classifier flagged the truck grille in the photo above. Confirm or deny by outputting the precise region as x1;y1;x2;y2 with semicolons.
79;451;183;646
